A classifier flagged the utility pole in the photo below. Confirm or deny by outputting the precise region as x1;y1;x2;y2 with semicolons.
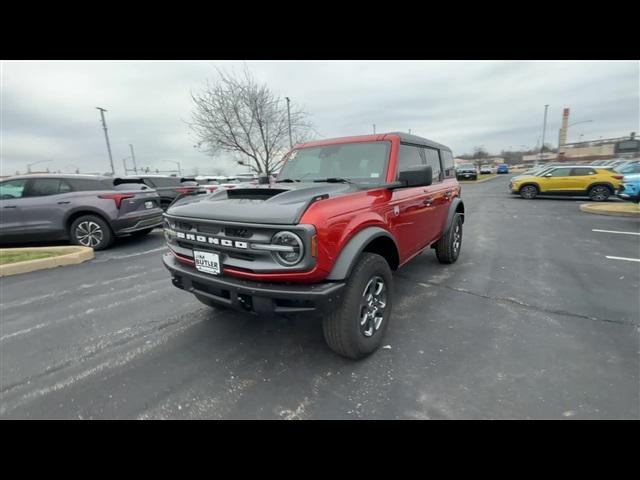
96;107;115;175
129;144;138;174
538;104;549;166
285;97;293;149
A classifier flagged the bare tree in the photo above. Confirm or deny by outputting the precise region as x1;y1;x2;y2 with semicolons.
189;67;315;176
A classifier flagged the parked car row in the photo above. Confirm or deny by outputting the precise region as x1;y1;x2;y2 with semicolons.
0;172;265;250
455;163;509;180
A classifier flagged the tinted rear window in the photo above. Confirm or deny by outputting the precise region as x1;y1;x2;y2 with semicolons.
68;178;112;191
146;177;181;188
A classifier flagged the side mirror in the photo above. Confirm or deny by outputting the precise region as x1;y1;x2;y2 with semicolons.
398;165;433;188
544;173;552;177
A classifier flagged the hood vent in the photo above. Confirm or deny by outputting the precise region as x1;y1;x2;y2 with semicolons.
226;188;288;201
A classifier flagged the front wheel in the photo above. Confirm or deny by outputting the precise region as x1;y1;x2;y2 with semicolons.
589;185;611;202
435;213;463;264
520;184;538;199
322;253;393;359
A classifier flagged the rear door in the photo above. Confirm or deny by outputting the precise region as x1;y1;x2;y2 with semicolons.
420;147;450;244
570;167;597;192
20;178;75;236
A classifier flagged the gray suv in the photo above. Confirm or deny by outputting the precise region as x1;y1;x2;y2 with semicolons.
0;174;163;250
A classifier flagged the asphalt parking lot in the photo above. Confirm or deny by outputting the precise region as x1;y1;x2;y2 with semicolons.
1;175;638;419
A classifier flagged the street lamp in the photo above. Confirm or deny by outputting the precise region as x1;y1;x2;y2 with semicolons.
26;159;53;173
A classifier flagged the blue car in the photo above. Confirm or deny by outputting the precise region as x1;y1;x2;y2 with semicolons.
617;173;640;203
496;164;509;174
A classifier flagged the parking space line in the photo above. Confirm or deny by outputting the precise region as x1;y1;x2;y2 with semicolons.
592;229;640;236
605;256;640;263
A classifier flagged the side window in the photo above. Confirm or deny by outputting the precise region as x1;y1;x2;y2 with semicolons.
25;179;67;197
397;144;423;177
440;150;455;179
571;168;594;176
422;147;442;182
68;179;107;191
549;168;572;177
0;179;27;199
59;180;73;193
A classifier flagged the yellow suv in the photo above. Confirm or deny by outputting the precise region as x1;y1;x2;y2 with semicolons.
510;166;623;201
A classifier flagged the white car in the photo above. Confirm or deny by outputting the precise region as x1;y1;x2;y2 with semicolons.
480;165;492;174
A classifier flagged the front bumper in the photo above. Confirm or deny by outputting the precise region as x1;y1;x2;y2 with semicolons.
162;253;345;314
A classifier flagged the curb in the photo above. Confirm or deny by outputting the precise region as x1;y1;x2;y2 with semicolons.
459;175;501;184
0;246;94;277
579;203;640;218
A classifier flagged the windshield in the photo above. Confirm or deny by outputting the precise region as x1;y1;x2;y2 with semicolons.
278;141;391;186
458;164;475;169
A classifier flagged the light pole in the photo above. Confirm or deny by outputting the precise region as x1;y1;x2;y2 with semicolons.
129;144;138;174
538;104;549;166
285;97;293;149
26;159;53;173
96;107;115;175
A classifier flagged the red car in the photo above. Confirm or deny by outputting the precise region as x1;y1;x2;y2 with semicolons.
162;133;464;358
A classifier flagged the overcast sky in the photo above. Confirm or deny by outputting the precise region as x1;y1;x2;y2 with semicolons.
1;61;638;176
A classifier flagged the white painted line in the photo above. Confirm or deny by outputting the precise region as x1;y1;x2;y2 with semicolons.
593;229;640;236
606;256;640;263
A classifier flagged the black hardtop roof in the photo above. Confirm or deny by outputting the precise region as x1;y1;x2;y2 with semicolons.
387;132;452;152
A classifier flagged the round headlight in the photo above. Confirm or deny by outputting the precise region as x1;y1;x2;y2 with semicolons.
272;231;304;266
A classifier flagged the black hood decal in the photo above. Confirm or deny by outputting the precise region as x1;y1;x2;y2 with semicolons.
167;182;356;224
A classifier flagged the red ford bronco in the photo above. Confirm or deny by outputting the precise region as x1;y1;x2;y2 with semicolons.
162;133;464;358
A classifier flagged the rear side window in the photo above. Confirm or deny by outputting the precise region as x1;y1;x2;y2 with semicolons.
440;150;455;179
422;147;442;182
68;178;111;191
397;144;424;175
571;168;595;176
25;178;73;197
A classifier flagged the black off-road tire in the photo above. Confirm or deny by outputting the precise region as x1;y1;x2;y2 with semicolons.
435;213;463;264
520;184;539;199
588;185;611;202
194;294;227;311
69;214;114;250
322;253;393;359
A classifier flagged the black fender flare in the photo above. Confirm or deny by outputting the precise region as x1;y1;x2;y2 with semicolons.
444;198;465;232
587;182;615;193
326;227;398;281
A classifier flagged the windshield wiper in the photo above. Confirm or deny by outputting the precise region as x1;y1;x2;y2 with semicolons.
312;177;355;184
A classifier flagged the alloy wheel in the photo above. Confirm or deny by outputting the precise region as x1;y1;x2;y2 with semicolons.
75;221;104;248
359;276;387;337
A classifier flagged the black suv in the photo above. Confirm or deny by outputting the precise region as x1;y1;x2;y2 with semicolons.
124;176;200;210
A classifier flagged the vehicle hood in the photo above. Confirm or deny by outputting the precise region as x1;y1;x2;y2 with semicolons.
166;182;355;224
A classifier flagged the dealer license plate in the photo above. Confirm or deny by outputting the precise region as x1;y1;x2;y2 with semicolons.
194;250;220;275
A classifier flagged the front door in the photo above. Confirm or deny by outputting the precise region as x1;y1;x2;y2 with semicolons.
538;167;574;192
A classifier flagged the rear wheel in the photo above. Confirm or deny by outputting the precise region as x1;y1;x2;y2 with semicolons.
69;215;113;250
194;294;227;311
588;185;611;202
322;253;393;359
435;213;463;264
520;184;538;199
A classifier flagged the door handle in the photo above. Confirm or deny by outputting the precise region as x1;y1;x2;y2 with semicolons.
57;201;71;204
444;190;452;198
3;205;17;208
423;197;433;206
